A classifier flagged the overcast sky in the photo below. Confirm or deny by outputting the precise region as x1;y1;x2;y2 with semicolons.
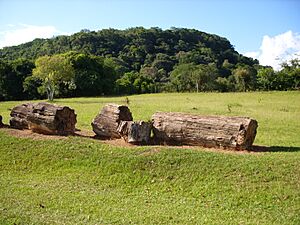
0;0;299;70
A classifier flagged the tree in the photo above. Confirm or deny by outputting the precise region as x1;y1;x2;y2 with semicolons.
215;77;234;92
257;67;275;90
233;65;257;91
0;60;12;100
23;76;44;99
32;54;75;101
67;52;105;96
280;58;300;90
192;64;218;92
170;63;195;92
115;72;139;94
0;59;34;100
10;58;35;99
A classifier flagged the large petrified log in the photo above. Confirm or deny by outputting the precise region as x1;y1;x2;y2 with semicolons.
10;102;77;135
27;103;77;135
10;103;34;129
152;112;258;149
117;121;152;144
91;104;133;138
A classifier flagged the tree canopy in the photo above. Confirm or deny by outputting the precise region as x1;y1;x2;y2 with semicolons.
0;27;298;101
32;54;75;101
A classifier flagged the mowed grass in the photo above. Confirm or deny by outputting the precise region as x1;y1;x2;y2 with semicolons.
0;91;299;224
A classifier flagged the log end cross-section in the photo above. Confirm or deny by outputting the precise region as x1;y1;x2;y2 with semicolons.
91;103;133;138
27;103;77;135
10;102;77;135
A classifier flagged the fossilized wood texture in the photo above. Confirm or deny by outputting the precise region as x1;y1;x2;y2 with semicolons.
27;103;77;135
10;103;34;129
152;112;258;149
117;121;152;144
10;102;77;135
91;104;133;138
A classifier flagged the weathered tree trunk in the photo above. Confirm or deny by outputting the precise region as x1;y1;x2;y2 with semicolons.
10;102;77;135
91;104;133;138
117;121;152;144
10;103;34;129
27;102;77;135
152;112;258;149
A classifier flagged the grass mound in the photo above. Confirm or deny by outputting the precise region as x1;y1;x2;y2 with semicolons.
0;91;299;224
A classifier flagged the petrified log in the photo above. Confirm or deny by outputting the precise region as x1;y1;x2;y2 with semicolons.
27;102;77;135
91;104;133;138
10;103;34;129
117;121;152;144
10;102;77;135
152;112;258;149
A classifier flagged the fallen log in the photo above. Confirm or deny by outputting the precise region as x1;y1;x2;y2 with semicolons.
152;112;258;149
27;102;77;135
10;103;34;129
117;121;152;144
10;102;77;135
91;104;133;138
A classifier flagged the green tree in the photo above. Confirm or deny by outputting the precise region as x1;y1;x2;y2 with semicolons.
170;63;195;92
233;65;257;91
170;63;217;92
68;52;105;96
23;76;44;99
32;54;75;101
257;67;275;90
115;72;139;94
215;77;234;92
280;59;300;90
11;58;35;99
192;64;218;92
0;59;34;100
0;60;12;100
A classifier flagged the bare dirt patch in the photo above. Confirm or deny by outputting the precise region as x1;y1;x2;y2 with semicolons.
0;127;266;154
2;128;68;140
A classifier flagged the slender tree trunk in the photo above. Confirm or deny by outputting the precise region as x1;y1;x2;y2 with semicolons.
196;81;199;93
46;81;54;101
49;89;54;101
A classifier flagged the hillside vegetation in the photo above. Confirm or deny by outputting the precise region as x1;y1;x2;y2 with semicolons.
0;92;299;224
2;27;298;102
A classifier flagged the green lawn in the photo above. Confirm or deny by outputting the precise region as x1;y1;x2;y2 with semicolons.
0;91;300;224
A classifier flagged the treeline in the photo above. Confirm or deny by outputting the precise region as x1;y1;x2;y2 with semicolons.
0;27;299;101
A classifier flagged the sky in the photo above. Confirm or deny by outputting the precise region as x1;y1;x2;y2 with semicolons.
0;0;299;70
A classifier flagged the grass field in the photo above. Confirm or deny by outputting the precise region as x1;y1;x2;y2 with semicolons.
0;91;299;224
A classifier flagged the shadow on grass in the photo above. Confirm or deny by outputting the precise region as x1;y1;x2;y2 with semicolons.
250;145;300;152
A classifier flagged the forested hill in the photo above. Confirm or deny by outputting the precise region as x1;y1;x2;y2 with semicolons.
0;27;256;68
1;27;298;101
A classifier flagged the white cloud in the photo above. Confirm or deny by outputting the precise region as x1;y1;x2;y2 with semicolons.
245;31;300;70
0;24;68;49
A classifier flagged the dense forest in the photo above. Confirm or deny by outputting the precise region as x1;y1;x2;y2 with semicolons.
0;27;299;101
